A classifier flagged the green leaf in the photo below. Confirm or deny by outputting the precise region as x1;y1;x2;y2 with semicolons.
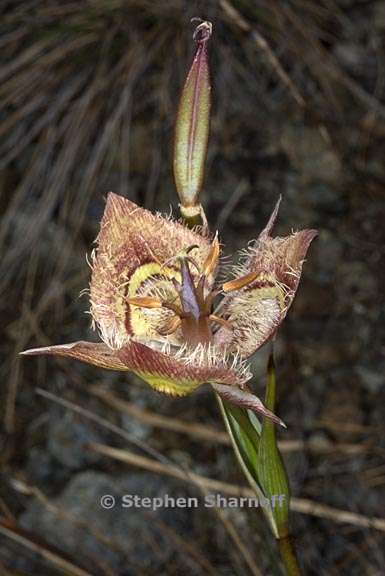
217;395;279;537
217;350;291;539
256;353;290;537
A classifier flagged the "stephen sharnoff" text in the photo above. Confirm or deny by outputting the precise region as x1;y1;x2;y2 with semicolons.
100;493;286;511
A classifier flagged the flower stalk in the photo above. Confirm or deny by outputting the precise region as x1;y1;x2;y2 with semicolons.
262;351;301;575
278;536;301;576
218;352;302;575
257;351;290;538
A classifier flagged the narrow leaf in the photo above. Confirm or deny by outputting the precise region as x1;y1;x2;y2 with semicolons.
217;396;280;537
256;352;290;537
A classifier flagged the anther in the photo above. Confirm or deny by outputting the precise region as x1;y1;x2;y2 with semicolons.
127;296;183;317
202;234;220;278
209;314;233;331
127;297;162;308
222;270;260;293
157;316;182;336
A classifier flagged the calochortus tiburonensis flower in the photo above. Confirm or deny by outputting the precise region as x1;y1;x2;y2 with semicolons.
22;21;316;426
22;192;316;426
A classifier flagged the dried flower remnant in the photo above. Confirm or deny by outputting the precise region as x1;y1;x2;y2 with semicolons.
22;192;316;426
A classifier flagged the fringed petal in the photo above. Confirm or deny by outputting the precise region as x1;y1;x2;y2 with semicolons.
22;338;252;398
217;199;317;358
117;339;250;396
90;192;212;349
215;291;283;358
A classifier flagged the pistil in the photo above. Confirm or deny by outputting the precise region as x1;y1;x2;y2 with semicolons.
175;258;213;346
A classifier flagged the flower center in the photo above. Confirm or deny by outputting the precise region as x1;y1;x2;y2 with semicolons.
126;236;266;349
127;237;232;347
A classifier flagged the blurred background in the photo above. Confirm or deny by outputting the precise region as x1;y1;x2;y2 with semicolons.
1;1;385;574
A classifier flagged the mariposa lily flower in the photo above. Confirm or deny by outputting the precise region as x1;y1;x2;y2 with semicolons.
22;192;316;426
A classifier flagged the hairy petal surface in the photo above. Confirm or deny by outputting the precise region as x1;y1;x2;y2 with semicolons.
215;290;284;358
21;338;250;398
117;340;249;396
218;198;317;358
90;192;212;348
246;231;318;301
21;340;281;424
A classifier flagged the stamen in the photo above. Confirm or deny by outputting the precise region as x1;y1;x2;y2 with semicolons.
162;301;184;316
157;316;182;336
202;233;220;278
209;314;233;331
162;245;199;271
203;288;221;312
222;270;259;293
129;242;223;347
127;297;163;308
127;296;183;317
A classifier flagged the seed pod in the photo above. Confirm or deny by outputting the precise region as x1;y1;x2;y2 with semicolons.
173;20;212;221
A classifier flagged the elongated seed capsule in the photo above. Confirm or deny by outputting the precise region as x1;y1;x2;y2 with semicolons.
173;20;212;220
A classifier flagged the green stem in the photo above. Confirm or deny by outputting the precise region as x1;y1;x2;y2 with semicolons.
277;535;301;576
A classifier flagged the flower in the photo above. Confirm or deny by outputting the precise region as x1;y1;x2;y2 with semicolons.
22;192;316;425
